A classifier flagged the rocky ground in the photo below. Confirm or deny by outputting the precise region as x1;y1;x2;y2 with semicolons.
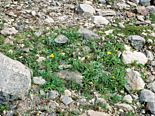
0;0;155;115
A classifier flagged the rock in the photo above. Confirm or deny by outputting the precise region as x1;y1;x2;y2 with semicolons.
125;68;145;91
78;28;99;40
115;103;134;111
130;0;140;4
99;0;106;4
148;81;155;93
48;90;59;100
137;6;148;16
146;50;154;61
64;89;72;97
151;61;155;66
123;95;133;103
1;27;18;36
139;0;150;6
147;102;155;114
91;16;109;25
127;35;145;50
33;77;46;85
139;89;155;103
56;70;83;85
60;95;73;105
122;51;148;65
101;9;116;16
116;2;130;10
44;16;54;24
77;4;95;15
54;35;68;44
87;110;110;116
0;53;31;99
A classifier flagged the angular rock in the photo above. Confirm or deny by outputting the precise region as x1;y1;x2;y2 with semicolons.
0;52;31;99
115;103;134;111
77;4;95;15
148;81;155;93
54;35;68;44
146;50;154;61
78;28;99;40
48;90;59;100
1;27;18;36
33;77;46;85
125;68;145;91
137;6;148;16
123;95;133;103
127;35;145;50
122;51;148;65
139;0;151;6
147;102;155;114
44;16;54;24
91;16;109;25
87;110;110;116
99;0;107;4
56;70;83;85
139;89;155;103
60;95;73;105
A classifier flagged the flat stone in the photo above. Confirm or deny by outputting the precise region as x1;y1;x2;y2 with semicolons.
1;27;18;36
115;103;134;111
125;68;145;91
91;16;109;25
127;35;145;50
77;4;95;15
0;52;31;99
78;28;99;40
139;89;155;103
87;110;110;116
122;51;148;65
101;10;116;16
56;70;83;85
54;35;68;44
33;77;46;85
44;16;54;24
60;95;73;105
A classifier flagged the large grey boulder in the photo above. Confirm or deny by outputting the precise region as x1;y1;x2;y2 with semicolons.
0;53;31;99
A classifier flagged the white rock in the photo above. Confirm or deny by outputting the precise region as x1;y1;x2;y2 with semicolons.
44;16;54;24
146;50;154;61
92;16;109;25
122;51;148;65
115;103;134;111
125;68;145;91
77;4;95;15
123;95;133;103
0;52;31;99
87;110;110;116
64;89;72;97
33;77;46;85
54;35;68;44
1;27;18;36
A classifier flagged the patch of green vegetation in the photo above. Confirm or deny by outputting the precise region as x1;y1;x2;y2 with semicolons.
0;104;9;113
150;13;155;24
0;28;126;103
118;24;151;36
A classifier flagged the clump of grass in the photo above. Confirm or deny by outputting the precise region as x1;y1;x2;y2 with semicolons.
150;13;155;24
